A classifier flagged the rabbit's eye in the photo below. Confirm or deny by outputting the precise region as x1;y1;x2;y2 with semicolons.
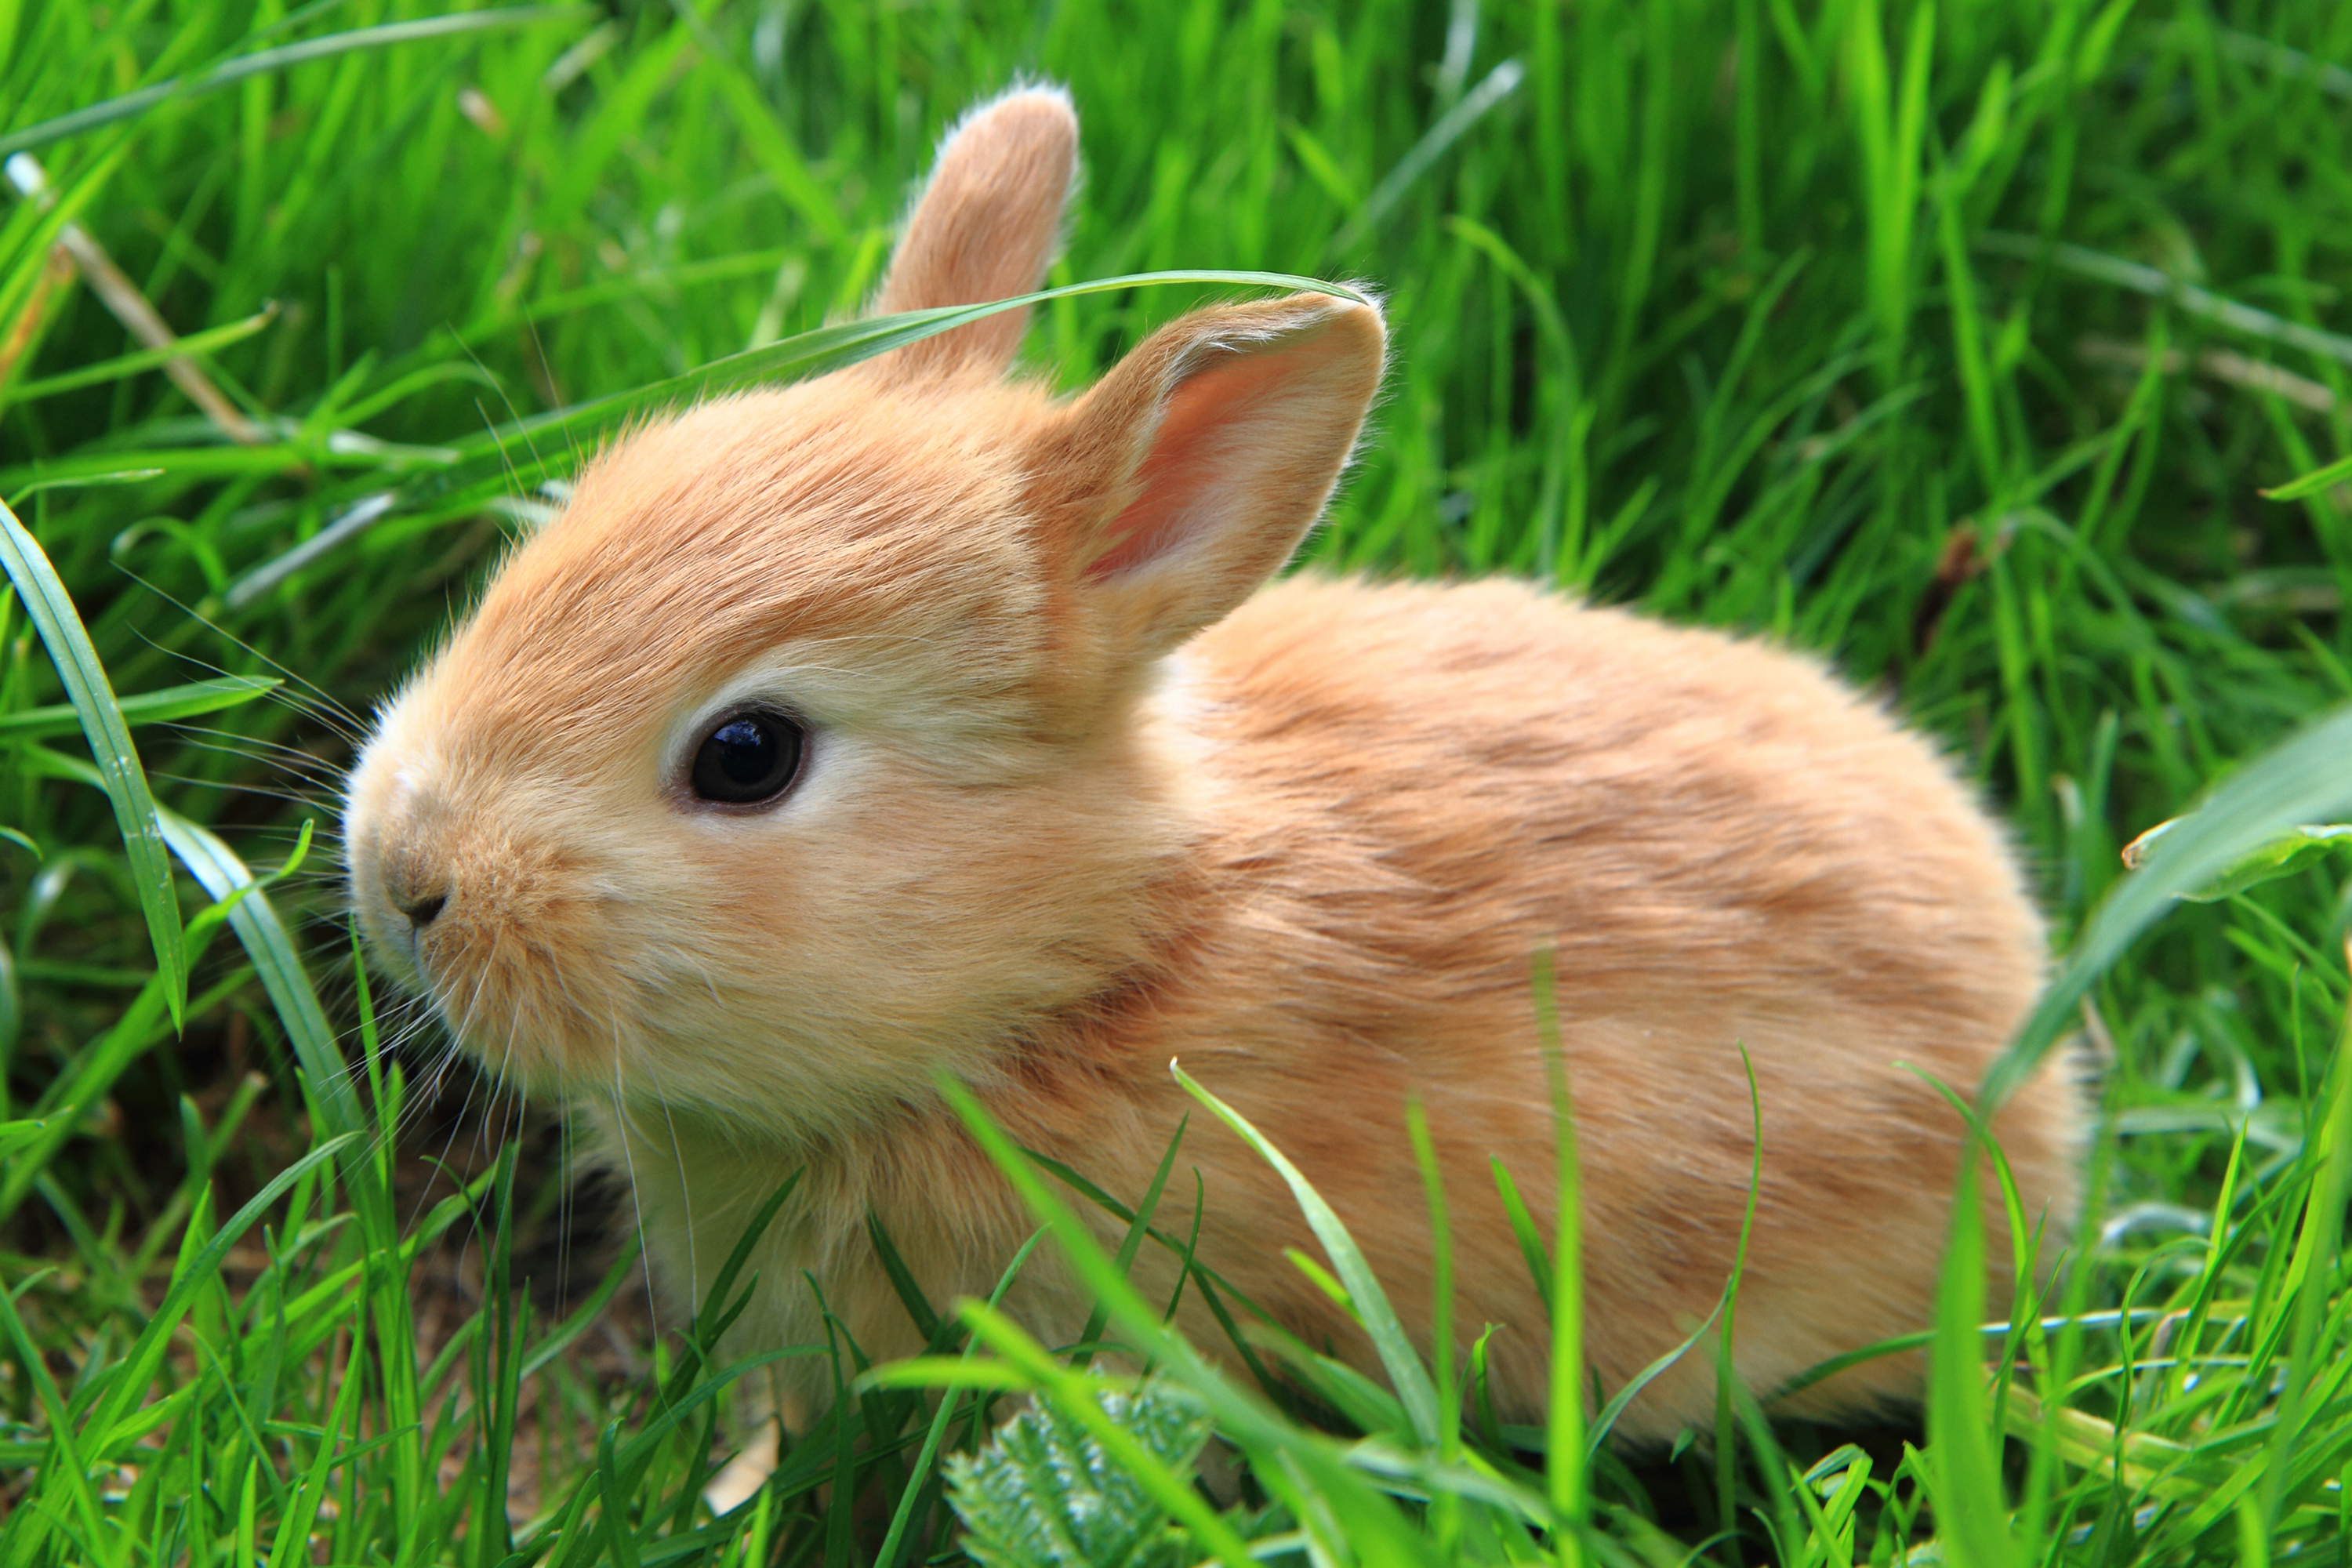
688;710;805;806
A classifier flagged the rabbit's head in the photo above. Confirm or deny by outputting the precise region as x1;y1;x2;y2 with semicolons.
343;87;1386;1134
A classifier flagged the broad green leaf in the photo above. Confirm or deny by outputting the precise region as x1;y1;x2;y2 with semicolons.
2118;818;2352;902
0;499;186;1026
948;1305;1259;1568
945;1378;1213;1568
1986;699;2352;1111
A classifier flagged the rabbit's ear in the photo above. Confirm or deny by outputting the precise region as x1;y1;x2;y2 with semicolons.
869;85;1080;380
1033;293;1386;661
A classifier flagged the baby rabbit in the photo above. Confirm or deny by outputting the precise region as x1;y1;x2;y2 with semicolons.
344;85;2083;1444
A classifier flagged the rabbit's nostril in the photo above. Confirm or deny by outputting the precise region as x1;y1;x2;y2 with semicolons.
397;891;448;927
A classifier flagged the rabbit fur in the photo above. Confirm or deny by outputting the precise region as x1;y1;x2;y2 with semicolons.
343;83;2085;1445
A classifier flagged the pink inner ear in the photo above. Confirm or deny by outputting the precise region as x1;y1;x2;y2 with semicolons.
1085;346;1307;582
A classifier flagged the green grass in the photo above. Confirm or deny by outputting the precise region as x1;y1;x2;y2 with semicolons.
4;0;2352;1561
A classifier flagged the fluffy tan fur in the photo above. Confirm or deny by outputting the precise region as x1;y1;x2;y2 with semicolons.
343;85;2084;1445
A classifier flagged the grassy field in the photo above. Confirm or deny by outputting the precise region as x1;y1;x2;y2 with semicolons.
5;0;2352;1562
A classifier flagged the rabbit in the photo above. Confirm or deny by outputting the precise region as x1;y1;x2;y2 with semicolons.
342;83;2085;1448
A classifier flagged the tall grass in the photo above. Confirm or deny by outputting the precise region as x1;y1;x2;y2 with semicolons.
3;0;2352;1562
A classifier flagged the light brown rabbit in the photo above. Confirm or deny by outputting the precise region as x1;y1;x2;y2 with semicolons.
343;85;2085;1446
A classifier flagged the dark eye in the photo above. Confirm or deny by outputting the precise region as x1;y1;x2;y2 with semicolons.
688;710;806;805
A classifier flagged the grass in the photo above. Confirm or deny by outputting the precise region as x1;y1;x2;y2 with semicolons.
2;0;2352;1561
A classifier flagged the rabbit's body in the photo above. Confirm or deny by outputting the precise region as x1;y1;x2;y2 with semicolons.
597;571;2074;1442
345;85;2083;1450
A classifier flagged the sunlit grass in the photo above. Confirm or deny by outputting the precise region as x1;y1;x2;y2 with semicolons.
4;1;2352;1563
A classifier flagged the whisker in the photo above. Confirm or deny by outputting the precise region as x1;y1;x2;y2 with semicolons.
642;1051;698;1312
110;569;371;740
158;721;354;775
609;1055;662;1348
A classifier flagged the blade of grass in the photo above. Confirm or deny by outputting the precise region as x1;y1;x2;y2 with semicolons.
1072;1112;1185;1371
1531;951;1585;1565
2263;449;2352;503
520;1240;641;1381
1924;1147;2020;1568
869;1226;1049;1568
82;1133;358;1454
0;307;278;407
1329;57;1526;257
929;1073;1440;1568
0;6;599;159
401;270;1370;512
160;803;355;1138
0;674;278;741
264;1314;365;1568
0;1268;116;1568
1491;1156;1554;1307
865;1210;945;1348
1975;231;2352;370
0;497;185;1026
1168;1060;1442;1447
2256;956;2352;1534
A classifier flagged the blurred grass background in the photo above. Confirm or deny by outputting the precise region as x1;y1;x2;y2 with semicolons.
5;0;2352;1561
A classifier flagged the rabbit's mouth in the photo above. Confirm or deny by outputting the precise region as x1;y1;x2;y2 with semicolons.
417;981;575;1102
412;932;633;1097
347;833;644;1097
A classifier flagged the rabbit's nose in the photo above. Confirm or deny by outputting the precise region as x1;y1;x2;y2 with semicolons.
380;854;452;929
397;889;448;927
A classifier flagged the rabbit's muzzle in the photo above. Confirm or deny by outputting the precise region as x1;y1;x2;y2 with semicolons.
350;779;628;1088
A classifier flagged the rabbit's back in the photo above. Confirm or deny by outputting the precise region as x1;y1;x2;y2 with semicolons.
1101;572;2078;1437
1189;572;2043;1036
